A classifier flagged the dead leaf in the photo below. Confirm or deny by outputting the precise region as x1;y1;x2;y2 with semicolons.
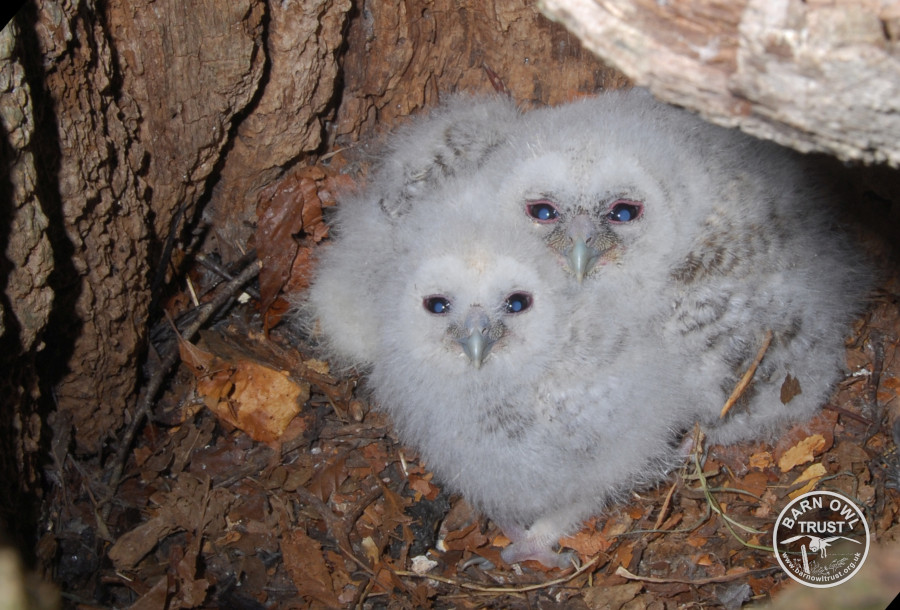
281;529;341;608
778;434;827;472
561;519;613;556
176;333;223;376
787;463;827;499
408;473;440;501
255;165;332;314
171;539;210;608
197;359;307;444
685;535;707;549
127;576;169;610
774;411;837;471
443;522;487;553
749;450;774;470
583;581;642;610
780;374;802;404
732;470;770;497
307;455;349;502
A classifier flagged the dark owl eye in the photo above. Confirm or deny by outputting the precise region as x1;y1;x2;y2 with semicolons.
504;292;533;314
525;200;560;223
423;295;451;315
607;199;643;223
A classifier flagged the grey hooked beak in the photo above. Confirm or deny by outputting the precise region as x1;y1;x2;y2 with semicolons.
566;213;601;283
567;238;601;284
458;309;495;369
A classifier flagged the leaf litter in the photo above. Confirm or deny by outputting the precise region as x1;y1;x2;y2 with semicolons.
39;160;900;609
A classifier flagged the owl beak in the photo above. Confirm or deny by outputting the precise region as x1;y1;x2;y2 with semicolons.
566;214;601;283
568;238;601;283
459;310;494;369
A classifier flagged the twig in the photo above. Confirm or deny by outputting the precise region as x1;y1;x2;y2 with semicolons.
823;402;873;426
196;253;261;301
149;196;193;315
652;479;679;531
101;259;261;521
865;332;886;443
720;330;773;418
395;553;602;593
615;565;778;585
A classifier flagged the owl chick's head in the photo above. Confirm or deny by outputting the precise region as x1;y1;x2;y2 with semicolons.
489;89;716;284
374;189;572;396
413;252;541;371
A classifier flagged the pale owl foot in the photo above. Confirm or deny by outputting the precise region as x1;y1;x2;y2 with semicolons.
498;522;578;569
500;540;577;570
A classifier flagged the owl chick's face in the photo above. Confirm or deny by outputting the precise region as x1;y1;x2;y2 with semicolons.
498;148;677;283
383;247;563;383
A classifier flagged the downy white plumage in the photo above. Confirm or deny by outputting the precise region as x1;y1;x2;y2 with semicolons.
301;94;519;369
369;180;690;568
300;89;872;567
488;90;872;444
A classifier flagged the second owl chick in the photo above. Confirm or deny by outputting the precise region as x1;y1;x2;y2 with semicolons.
485;89;873;444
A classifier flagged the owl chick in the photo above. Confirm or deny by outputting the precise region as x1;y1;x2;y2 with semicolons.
486;89;872;443
300;94;520;369
367;179;692;568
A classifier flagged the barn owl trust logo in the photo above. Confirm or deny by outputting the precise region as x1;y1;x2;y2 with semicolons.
773;490;869;587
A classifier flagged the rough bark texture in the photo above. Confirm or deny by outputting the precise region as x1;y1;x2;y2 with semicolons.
334;0;626;142
25;0;152;457
204;0;352;263
106;0;268;254
0;17;51;551
540;0;900;166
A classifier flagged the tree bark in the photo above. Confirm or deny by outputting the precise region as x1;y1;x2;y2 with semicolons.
540;0;900;166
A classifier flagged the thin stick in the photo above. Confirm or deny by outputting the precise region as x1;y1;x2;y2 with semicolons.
615;565;778;585
652;479;679;531
101;260;261;521
720;330;773;418
395;554;601;593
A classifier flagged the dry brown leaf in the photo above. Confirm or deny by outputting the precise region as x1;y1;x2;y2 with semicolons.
408;473;440;501
778;434;827;472
108;475;216;570
732;470;770;498
171;540;210;608
774;410;837;471
197;359;307;444
361;536;380;564
749;450;774;470
442;522;486;552
307;455;349;502
177;333;223;376
127;576;169;610
685;535;707;549
780;374;802;404
583;581;642;610
787;463;827;499
281;529;342;608
560;521;614;556
255;165;332;314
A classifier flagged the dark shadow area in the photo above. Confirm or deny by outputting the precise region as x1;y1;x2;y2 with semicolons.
0;3;84;570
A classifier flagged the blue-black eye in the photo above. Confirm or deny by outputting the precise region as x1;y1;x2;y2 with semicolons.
525;200;560;223
607;199;643;223
423;296;451;315
505;292;533;314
